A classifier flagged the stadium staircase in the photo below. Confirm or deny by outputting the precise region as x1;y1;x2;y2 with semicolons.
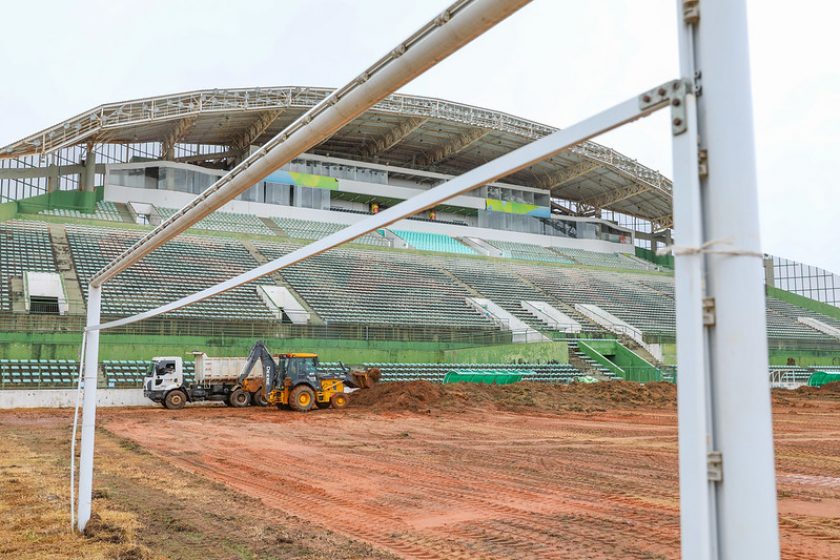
259;217;287;237
242;240;324;325
47;224;86;315
115;202;135;223
567;341;614;379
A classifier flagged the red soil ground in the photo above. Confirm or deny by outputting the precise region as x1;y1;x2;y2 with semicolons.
89;382;840;559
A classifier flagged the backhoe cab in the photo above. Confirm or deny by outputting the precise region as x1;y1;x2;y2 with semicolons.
239;342;348;412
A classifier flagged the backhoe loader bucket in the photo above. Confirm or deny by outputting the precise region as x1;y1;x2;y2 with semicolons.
346;367;381;389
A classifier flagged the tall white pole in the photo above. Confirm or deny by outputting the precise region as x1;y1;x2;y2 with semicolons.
672;4;714;559
694;1;780;557
77;285;101;532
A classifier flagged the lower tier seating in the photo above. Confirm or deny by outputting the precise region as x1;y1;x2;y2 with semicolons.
257;242;494;329
66;225;276;320
0;359;79;387
365;362;587;383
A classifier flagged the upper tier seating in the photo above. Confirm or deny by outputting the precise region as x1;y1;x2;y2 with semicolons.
272;217;390;247
485;240;573;264
66;225;275;320
0;221;58;312
635;275;839;342
438;256;599;333
257;242;493;329
156;207;275;236
764;298;840;342
1;217;835;345
517;266;678;337
392;230;476;255
40;201;125;223
0;359;78;387
551;247;652;270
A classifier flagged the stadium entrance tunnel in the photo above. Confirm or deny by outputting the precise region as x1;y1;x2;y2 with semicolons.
575;339;662;383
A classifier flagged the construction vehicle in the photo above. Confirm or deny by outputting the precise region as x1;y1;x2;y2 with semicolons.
143;342;378;411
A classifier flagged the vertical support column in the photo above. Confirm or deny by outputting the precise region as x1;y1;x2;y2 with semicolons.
77;285;101;532
81;143;96;192
694;1;780;558
47;165;60;193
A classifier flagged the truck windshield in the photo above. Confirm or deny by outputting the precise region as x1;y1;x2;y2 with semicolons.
155;361;176;376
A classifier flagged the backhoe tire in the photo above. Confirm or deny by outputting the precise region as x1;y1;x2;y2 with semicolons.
289;385;316;412
164;390;187;410
330;393;349;409
252;391;268;407
229;388;250;408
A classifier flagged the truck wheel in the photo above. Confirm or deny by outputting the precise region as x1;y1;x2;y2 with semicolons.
164;390;187;410
252;391;268;407
289;386;316;412
330;393;349;409
229;389;250;408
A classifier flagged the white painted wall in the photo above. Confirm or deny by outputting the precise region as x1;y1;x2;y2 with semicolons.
0;388;151;409
24;271;68;314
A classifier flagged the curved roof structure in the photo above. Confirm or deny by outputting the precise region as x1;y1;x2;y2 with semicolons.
0;86;673;227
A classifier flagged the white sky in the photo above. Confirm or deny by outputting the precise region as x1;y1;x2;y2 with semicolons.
0;1;837;272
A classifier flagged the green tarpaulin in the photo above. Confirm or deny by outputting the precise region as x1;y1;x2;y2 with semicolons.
443;370;530;385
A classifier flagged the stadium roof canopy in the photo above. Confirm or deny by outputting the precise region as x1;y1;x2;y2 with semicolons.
0;86;673;227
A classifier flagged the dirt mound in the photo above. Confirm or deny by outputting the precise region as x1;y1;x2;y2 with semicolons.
349;380;677;414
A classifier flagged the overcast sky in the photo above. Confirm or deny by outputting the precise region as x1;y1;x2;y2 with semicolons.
1;1;837;272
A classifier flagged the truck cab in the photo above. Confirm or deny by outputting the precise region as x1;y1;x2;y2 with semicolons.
143;356;185;406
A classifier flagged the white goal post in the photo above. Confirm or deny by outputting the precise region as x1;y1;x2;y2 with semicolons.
73;1;780;558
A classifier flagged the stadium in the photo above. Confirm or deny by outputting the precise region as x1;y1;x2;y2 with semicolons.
1;2;839;559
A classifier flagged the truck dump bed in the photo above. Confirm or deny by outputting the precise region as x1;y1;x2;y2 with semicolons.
194;354;262;384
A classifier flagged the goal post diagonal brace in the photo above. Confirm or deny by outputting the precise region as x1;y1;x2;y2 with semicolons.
88;88;676;332
74;0;532;533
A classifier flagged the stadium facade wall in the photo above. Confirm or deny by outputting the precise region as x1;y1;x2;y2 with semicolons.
104;185;633;254
0;200;17;221
768;348;840;367
0;388;147;409
442;341;568;364
1;332;569;365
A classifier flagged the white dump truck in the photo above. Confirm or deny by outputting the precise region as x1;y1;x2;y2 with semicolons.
143;351;267;409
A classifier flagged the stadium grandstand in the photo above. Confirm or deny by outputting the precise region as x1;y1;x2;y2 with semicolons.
1;86;839;393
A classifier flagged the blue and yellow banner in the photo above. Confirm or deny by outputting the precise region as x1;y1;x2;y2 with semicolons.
485;198;550;218
263;170;339;190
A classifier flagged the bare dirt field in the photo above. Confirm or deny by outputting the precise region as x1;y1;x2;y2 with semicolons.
2;381;840;559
